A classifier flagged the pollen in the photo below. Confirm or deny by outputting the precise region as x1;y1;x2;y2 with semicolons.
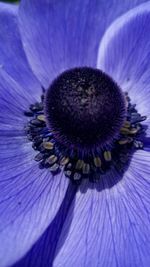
37;114;46;122
94;157;102;167
104;151;112;161
46;155;57;164
43;141;54;150
60;157;70;166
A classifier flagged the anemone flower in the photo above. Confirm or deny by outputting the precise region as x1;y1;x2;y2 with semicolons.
0;0;150;267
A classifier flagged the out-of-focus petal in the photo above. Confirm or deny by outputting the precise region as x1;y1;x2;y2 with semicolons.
19;0;146;88
0;70;69;267
0;2;41;100
97;2;150;139
53;150;150;267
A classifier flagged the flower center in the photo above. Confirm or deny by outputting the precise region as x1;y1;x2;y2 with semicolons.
24;68;146;184
44;67;126;150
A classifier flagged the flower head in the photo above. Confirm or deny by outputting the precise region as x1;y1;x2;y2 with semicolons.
0;1;150;267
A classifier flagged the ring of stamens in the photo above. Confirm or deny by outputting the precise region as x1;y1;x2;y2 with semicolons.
24;89;146;184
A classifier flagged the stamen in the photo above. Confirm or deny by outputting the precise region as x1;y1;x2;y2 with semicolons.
37;115;46;122
43;142;54;150
104;151;112;162
60;157;70;166
94;157;102;168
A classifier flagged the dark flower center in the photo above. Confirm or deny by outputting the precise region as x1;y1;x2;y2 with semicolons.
24;67;146;184
44;67;126;150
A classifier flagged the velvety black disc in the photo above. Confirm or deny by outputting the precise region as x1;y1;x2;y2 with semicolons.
44;67;126;149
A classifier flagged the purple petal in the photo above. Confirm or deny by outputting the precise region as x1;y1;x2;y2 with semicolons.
97;2;150;137
53;150;150;267
0;70;69;267
19;0;146;88
0;2;41;100
12;183;77;267
0;69;36;134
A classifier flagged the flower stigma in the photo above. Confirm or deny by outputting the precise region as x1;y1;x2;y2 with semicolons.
24;67;146;184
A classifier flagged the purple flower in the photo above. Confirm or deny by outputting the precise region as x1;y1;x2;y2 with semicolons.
0;0;150;267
